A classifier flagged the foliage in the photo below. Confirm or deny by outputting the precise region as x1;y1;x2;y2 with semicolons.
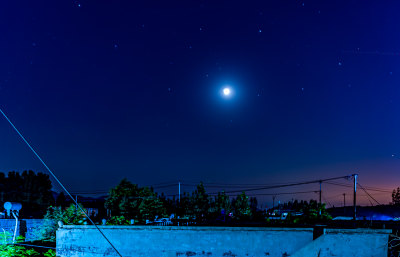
215;191;232;214
0;231;41;256
0;230;24;245
177;192;193;218
106;215;130;225
249;197;258;213
38;204;87;242
43;249;57;257
190;182;209;220
55;192;67;208
392;187;400;205
105;179;166;223
0;170;54;217
232;192;252;220
0;244;40;256
285;200;332;224
104;180;337;225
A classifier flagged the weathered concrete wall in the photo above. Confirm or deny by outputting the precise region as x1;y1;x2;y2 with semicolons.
291;228;391;257
0;219;46;242
56;226;391;257
56;226;314;257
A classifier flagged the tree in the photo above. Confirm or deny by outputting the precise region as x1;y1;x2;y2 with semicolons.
250;197;258;213
105;178;139;217
286;200;332;224
392;187;400;205
177;192;192;218
215;191;232;215
190;182;209;220
1;170;54;217
105;179;166;223
55;192;67;207
233;192;252;220
137;187;166;221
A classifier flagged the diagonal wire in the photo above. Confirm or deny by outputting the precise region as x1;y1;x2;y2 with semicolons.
358;183;381;205
322;196;333;208
0;108;122;257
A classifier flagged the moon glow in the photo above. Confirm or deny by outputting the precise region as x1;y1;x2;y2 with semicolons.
223;88;231;96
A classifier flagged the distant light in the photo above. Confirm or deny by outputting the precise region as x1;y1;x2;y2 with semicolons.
223;88;231;96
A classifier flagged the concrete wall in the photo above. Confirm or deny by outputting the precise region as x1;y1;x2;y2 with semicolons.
0;219;46;242
56;226;391;257
56;226;314;257
292;228;391;257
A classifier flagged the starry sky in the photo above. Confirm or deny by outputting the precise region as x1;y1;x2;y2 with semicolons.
0;0;400;207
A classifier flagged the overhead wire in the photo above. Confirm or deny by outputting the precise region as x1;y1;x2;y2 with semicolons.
0;108;123;257
325;181;392;193
206;175;353;194
358;183;381;205
322;196;333;208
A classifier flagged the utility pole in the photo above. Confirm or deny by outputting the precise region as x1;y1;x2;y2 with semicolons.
178;182;181;203
319;181;322;215
272;195;276;208
343;193;346;207
319;181;322;205
353;174;358;221
343;193;346;215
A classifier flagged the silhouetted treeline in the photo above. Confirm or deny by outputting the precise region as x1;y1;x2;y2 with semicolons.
0;170;54;217
104;179;262;224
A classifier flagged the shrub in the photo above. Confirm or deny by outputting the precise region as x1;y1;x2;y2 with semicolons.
106;216;130;225
38;204;87;242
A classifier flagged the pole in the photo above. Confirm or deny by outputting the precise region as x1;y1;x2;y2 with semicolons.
178;182;181;203
319;181;322;205
343;193;346;207
353;174;358;221
343;193;346;215
319;181;322;215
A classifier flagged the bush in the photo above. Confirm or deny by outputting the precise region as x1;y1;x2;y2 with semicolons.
0;232;43;257
43;249;56;257
106;216;130;225
0;244;40;256
38;204;87;242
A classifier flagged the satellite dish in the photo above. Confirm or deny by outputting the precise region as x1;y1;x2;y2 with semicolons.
4;202;22;217
4;202;12;216
11;202;22;211
4;202;12;211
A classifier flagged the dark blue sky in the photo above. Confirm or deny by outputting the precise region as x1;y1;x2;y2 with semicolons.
0;0;399;206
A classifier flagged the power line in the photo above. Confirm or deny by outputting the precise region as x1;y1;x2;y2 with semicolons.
144;180;179;187
208;175;352;194
151;184;178;189
0;108;122;257
228;190;319;197
358;183;381;205
322;196;333;208
326;181;392;193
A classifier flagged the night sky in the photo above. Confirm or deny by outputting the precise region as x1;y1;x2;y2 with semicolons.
0;0;399;207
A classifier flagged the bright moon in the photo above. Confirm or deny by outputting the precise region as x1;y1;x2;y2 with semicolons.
223;88;231;96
